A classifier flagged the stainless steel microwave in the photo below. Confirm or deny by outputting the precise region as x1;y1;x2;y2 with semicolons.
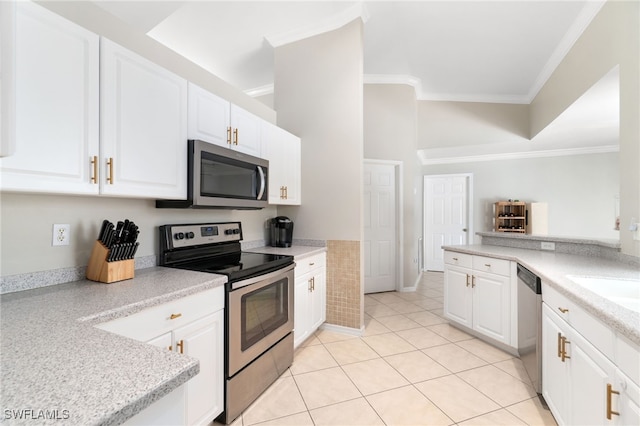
156;139;268;209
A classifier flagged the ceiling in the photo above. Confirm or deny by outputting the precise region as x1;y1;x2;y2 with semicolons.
93;0;618;155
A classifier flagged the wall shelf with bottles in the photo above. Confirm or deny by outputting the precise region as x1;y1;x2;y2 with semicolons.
494;201;526;233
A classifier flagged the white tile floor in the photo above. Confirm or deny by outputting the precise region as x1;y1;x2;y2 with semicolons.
225;272;557;426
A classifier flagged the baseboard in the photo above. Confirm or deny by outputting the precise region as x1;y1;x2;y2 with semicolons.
398;270;423;293
320;322;365;337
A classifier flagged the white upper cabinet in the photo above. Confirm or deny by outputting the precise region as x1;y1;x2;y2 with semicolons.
229;104;261;157
187;82;262;157
262;122;301;205
0;1;100;194
100;38;187;199
187;82;230;147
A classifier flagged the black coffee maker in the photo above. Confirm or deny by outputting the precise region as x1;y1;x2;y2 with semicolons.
270;216;293;247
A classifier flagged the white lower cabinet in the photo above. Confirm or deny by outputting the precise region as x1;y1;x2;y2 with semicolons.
174;311;224;425
294;252;326;348
542;283;640;425
443;251;513;346
122;385;186;426
96;287;224;425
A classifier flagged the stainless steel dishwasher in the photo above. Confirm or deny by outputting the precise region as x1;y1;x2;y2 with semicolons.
517;263;542;394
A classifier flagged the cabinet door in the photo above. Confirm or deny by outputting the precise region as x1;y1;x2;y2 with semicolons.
263;123;301;205
294;271;312;348
100;38;187;199
123;385;186;426
309;267;326;332
229;104;261;157
443;265;472;328
542;304;569;426
615;369;640;425
147;332;172;351
173;310;224;425
1;1;99;194
472;271;510;345
569;326;616;426
187;82;230;147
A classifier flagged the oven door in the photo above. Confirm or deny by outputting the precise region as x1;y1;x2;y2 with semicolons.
228;264;294;376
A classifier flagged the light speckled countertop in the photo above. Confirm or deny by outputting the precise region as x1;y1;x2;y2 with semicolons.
245;245;327;259
443;244;640;345
0;267;226;425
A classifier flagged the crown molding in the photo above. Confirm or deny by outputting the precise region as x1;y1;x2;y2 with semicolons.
526;0;606;103
418;144;619;165
264;2;369;48
245;84;274;98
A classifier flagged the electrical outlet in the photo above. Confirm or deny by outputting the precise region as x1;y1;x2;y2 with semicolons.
541;241;555;251
52;224;70;246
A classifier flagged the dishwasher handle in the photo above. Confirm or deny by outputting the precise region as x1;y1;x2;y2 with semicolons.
517;263;542;294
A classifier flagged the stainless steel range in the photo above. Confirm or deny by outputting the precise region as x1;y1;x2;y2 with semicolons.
159;222;295;424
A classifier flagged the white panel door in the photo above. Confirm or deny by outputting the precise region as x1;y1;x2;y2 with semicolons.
364;163;397;293
424;175;469;271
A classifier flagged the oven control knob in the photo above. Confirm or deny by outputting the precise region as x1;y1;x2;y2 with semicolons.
233;229;240;234
186;232;195;239
174;232;185;240
224;229;233;235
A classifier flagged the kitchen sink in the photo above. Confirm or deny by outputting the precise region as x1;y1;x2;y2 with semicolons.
566;275;640;313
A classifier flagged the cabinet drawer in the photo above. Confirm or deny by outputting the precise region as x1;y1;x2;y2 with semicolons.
96;286;224;342
295;252;326;277
444;251;472;268
542;282;614;359
472;256;511;277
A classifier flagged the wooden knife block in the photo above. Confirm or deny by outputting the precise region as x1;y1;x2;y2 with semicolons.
86;240;135;283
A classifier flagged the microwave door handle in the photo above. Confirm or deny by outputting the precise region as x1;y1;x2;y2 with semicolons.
257;166;266;200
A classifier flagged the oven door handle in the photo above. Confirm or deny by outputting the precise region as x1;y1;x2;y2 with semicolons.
256;166;266;200
231;263;295;290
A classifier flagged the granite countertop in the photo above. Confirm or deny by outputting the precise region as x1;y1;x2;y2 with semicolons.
442;244;640;346
246;245;327;259
0;267;226;426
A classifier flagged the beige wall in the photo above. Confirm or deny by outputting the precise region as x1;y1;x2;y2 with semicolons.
364;84;421;289
418;101;529;149
0;193;277;276
274;20;364;241
274;20;364;330
424;152;620;242
530;0;639;256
